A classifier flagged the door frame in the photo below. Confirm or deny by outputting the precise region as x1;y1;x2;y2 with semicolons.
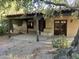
54;20;67;36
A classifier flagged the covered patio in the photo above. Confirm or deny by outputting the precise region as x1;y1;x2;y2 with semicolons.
6;13;45;41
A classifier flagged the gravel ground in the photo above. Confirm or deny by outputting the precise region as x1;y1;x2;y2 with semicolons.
0;34;54;59
0;34;74;59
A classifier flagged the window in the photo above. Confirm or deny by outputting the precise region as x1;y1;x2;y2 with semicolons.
27;20;34;28
54;20;67;36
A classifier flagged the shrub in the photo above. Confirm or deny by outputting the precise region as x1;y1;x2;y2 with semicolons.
0;20;9;35
52;36;69;48
0;26;4;35
54;48;69;59
72;53;79;59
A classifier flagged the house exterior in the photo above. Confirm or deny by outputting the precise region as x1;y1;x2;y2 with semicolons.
6;11;79;37
6;13;44;34
41;16;79;37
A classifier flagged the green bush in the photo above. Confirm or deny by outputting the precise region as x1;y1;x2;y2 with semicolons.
52;36;69;48
54;48;69;59
0;20;9;35
72;53;79;59
0;26;4;35
1;20;9;32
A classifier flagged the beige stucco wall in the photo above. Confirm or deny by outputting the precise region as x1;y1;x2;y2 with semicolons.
12;16;79;37
51;16;79;37
13;21;27;33
13;20;37;33
67;17;79;37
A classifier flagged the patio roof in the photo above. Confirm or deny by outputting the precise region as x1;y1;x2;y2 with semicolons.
6;13;43;20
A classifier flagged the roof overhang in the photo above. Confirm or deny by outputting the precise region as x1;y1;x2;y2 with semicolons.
6;13;43;20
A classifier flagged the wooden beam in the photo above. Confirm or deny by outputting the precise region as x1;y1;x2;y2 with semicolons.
44;1;67;6
8;19;11;38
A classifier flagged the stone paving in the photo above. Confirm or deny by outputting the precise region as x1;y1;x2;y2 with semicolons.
0;34;74;59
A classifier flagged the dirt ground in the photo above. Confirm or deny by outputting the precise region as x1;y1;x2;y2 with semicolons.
0;34;74;59
0;34;53;59
0;35;9;45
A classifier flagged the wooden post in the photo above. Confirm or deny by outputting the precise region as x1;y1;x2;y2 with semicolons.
36;14;39;42
78;11;79;19
36;19;39;42
8;19;11;38
26;21;28;33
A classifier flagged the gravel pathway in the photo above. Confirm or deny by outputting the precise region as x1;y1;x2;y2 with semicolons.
0;35;54;59
0;34;74;59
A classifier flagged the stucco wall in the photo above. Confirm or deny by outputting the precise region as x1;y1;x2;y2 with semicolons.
12;16;79;37
13;21;27;33
53;16;79;37
67;17;79;37
13;20;37;33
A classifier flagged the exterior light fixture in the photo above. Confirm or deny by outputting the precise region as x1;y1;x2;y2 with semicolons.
70;19;73;23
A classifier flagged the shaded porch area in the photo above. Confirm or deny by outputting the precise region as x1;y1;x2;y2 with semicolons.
6;13;45;37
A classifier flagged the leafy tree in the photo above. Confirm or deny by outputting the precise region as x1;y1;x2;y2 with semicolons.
0;0;32;17
0;0;78;18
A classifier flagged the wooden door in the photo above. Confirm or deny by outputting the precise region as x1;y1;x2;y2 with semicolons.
39;17;45;32
54;20;67;36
